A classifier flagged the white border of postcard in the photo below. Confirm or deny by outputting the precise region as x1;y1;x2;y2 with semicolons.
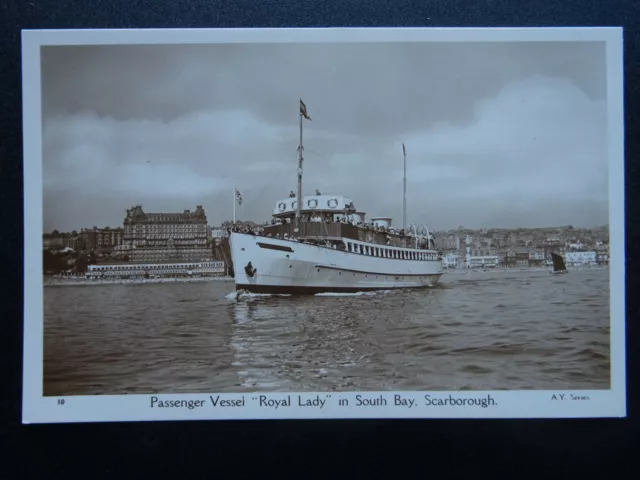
22;27;625;423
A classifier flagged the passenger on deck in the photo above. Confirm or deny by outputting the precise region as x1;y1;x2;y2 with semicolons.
289;190;296;198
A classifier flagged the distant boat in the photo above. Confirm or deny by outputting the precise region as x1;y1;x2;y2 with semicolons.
549;252;568;274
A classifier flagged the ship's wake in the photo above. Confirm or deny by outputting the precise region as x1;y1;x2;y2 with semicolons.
226;289;396;301
226;290;292;301
314;290;390;297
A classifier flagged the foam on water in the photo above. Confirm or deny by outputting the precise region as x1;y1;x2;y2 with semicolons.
315;291;379;297
226;290;293;301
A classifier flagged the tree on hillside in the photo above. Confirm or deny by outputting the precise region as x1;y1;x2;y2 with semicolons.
52;229;60;237
43;250;66;273
75;255;88;274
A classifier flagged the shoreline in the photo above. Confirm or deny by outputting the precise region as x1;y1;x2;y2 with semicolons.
43;265;608;287
443;266;608;275
43;276;234;287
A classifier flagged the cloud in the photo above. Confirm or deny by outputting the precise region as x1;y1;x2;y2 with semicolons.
40;42;609;232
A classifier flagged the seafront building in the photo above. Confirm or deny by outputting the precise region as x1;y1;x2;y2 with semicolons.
79;226;123;251
431;225;609;268
122;205;212;263
442;253;459;268
86;261;225;279
565;251;598;267
43;210;610;272
43;227;123;252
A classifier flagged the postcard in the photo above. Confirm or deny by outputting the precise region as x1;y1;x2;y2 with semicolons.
22;27;625;423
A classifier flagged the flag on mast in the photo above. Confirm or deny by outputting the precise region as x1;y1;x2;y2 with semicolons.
300;99;312;121
403;143;406;155
235;188;243;206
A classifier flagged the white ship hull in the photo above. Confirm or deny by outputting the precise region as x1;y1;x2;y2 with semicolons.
229;232;444;294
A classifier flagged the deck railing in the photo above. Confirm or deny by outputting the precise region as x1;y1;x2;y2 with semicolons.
262;222;360;240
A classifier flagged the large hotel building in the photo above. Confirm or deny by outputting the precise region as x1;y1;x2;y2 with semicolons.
123;205;212;263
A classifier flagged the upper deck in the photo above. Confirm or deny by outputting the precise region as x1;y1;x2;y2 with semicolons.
264;193;435;250
261;221;432;250
273;194;356;216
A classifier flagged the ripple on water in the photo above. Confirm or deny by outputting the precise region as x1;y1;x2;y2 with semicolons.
43;269;611;394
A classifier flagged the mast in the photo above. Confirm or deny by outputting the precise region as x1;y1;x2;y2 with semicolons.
296;105;303;227
296;99;311;228
233;184;236;224
402;143;407;247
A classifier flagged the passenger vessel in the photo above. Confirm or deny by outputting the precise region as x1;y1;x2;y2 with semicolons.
228;99;444;294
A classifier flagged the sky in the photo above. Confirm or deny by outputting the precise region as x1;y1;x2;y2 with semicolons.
40;40;609;232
